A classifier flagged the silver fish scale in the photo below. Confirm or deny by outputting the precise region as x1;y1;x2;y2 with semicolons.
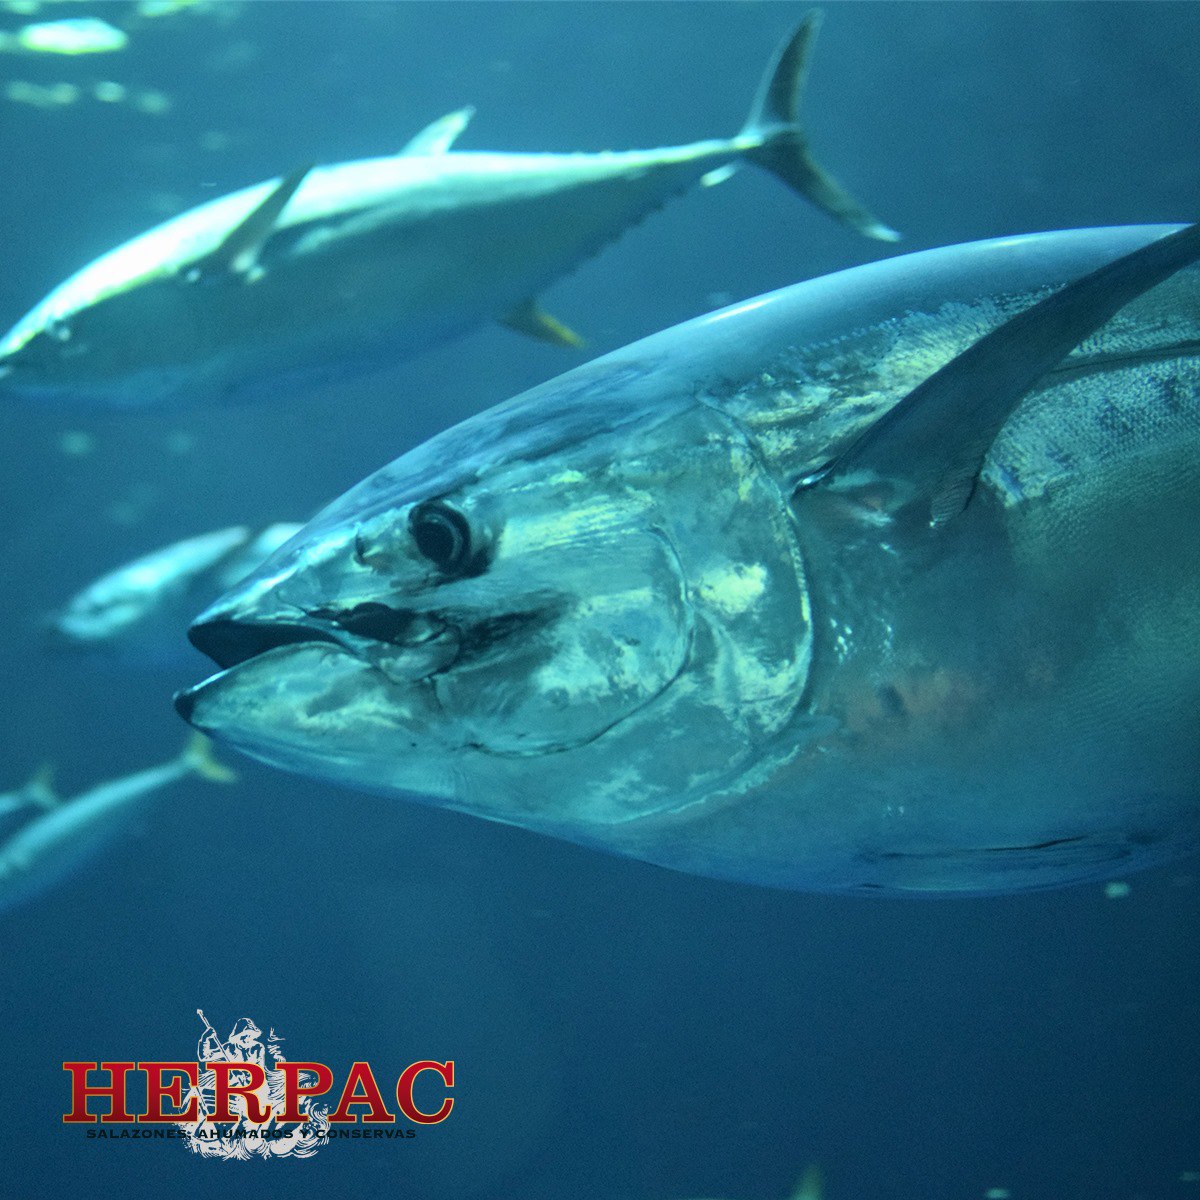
985;265;1200;505
714;267;1200;493
985;355;1200;505
709;291;1053;481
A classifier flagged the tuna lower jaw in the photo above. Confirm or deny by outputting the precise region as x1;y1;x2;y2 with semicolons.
175;638;474;808
174;641;425;758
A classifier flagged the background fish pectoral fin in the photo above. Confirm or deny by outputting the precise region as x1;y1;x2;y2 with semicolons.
187;164;312;283
499;298;585;349
182;733;238;784
800;221;1200;528
400;106;475;155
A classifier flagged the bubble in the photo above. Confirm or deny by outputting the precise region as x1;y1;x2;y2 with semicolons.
92;80;127;103
132;88;172;116
58;430;94;457
47;81;79;105
16;17;128;56
4;79;79;108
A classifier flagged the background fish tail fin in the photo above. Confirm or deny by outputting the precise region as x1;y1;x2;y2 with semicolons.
740;10;898;242
27;763;59;809
790;1164;825;1200
182;733;238;784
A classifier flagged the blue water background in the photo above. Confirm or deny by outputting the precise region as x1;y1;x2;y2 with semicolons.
0;3;1197;1198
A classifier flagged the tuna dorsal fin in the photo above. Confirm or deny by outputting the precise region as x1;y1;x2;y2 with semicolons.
801;222;1200;527
188;165;312;282
401;107;474;156
500;298;585;349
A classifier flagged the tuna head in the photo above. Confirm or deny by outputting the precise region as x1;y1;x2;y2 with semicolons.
0;172;310;407
175;379;813;838
0;262;212;407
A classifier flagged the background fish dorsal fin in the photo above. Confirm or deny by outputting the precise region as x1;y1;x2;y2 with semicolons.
802;222;1200;527
401;106;475;156
190;165;312;281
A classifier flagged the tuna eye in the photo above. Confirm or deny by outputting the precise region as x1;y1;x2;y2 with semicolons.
409;501;472;573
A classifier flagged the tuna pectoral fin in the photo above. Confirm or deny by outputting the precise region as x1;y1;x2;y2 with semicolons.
803;222;1200;528
401;106;475;155
188;164;312;281
500;299;585;349
741;11;897;242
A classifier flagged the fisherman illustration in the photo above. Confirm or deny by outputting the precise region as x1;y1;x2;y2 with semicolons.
182;1011;328;1159
197;1011;271;1070
193;1010;272;1133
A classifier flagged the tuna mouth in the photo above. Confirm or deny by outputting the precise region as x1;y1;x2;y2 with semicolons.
190;597;554;672
186;602;468;673
187;616;343;670
178;600;553;730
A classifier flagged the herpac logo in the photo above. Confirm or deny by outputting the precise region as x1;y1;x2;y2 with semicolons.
63;1009;455;1160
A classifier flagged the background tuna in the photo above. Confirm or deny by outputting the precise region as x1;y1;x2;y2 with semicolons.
0;4;1197;1200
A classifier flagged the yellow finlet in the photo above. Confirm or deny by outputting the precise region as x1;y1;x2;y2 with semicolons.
183;733;238;785
700;163;740;188
500;298;585;349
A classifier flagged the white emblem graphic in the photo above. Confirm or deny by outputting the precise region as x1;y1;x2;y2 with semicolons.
179;1010;330;1159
